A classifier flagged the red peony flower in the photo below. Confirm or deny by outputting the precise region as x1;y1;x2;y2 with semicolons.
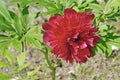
42;8;101;63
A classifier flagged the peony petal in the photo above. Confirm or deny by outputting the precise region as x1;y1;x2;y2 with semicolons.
86;38;94;47
75;48;92;62
64;8;77;18
74;56;81;62
64;8;79;28
78;40;87;49
49;15;62;22
78;12;95;28
42;22;58;31
80;12;95;21
42;8;101;63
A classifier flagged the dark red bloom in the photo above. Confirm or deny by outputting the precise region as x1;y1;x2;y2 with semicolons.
42;8;101;63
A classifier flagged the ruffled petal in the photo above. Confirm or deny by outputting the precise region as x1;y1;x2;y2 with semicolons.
64;8;77;19
42;8;101;63
86;38;94;47
78;40;87;49
74;47;92;63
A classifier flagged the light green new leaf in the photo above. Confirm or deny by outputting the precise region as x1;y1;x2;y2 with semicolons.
13;16;23;36
96;43;106;54
0;34;10;40
29;38;41;49
0;0;11;21
10;0;35;7
12;39;22;52
27;66;40;77
106;43;113;57
17;62;30;72
16;52;30;72
0;41;11;55
25;26;38;36
0;14;15;31
0;73;12;80
88;3;103;10
109;39;120;48
17;52;26;67
10;0;23;2
109;0;120;8
4;50;15;64
0;62;11;68
26;26;42;49
37;0;47;9
98;24;108;31
65;0;76;8
86;0;94;3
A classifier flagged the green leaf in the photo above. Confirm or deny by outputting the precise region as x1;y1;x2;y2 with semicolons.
10;0;23;2
26;26;39;36
0;15;15;31
12;39;22;52
95;39;113;57
0;73;12;80
25;26;42;49
86;0;95;3
0;34;10;39
0;0;11;21
9;10;17;19
109;0;120;8
0;41;11;49
13;15;23;36
0;41;11;54
4;50;15;64
88;3;103;10
15;52;30;72
44;8;60;15
10;0;35;8
98;24;108;31
65;0;76;8
37;0;47;9
17;62;30;72
109;38;120;48
96;43;106;54
29;38;41;49
45;1;57;9
0;62;11;68
17;52;26;67
106;43;112;57
27;66;41;77
22;6;29;16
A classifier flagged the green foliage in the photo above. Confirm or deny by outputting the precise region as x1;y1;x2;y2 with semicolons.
88;3;103;10
0;0;42;52
0;62;11;68
17;52;26;67
0;73;12;80
95;25;120;57
26;66;41;80
4;50;15;64
0;0;42;79
10;0;35;8
15;52;30;72
0;0;120;80
25;26;42;49
108;0;120;8
37;0;76;15
0;0;11;21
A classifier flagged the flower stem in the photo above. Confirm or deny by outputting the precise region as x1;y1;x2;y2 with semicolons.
52;67;56;80
41;46;57;80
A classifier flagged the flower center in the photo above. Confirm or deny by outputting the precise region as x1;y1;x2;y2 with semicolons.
72;35;80;42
